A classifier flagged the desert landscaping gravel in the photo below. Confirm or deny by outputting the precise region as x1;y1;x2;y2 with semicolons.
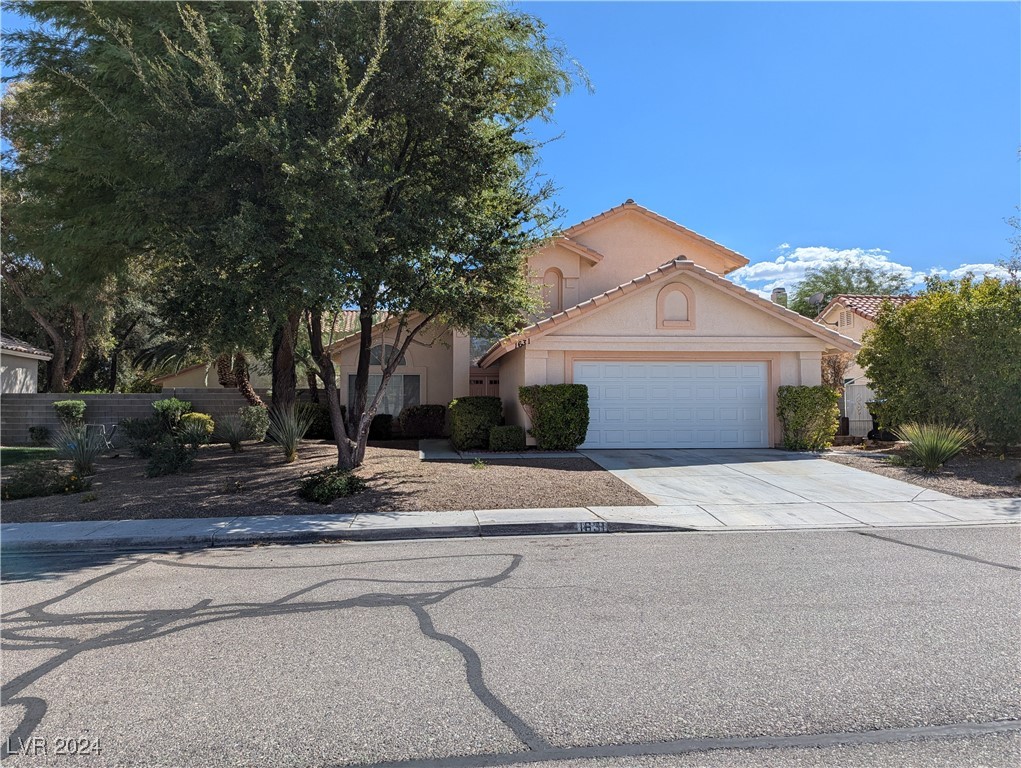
823;446;1021;499
0;440;651;523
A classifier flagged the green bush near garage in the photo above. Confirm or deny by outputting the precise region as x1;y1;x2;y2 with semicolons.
448;396;502;451
488;425;526;452
518;384;589;451
776;385;840;451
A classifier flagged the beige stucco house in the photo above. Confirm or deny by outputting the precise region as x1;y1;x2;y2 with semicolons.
163;200;861;448
474;200;859;448
0;333;52;394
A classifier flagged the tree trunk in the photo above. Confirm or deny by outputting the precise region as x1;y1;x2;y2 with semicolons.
46;341;68;393
349;290;377;434
61;308;88;391
233;353;265;407
271;311;301;411
216;353;238;387
306;370;320;403
309;310;356;470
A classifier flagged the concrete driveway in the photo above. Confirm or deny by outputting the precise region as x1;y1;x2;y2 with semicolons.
582;448;1021;529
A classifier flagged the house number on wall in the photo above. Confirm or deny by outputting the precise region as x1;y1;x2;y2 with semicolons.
515;338;530;349
575;521;608;533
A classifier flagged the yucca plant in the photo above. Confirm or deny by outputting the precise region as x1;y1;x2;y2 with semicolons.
52;424;107;476
267;407;314;463
895;422;973;473
215;414;248;453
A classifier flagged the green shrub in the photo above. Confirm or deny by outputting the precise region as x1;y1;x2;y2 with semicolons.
448;396;502;451
239;405;270;441
776;385;840;451
215;414;248;453
518;384;589;451
28;426;51;446
152;397;192;430
267;407;313;462
369;413;394;440
398;404;447;439
145;438;196;477
120;416;164;458
297;468;367;504
178;412;215;449
1;463;91;500
53;399;87;427
489;425;526;452
895;422;974;472
52;423;107;475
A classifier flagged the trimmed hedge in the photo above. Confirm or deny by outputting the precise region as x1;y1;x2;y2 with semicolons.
518;384;589;451
399;404;447;439
53;400;86;427
489;425;525;452
369;413;394;440
239;406;270;441
776;385;840;451
152;397;192;430
449;396;503;451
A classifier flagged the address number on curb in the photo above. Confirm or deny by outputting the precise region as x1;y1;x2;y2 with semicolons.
575;521;608;533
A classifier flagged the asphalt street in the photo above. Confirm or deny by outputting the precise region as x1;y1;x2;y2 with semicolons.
2;527;1019;767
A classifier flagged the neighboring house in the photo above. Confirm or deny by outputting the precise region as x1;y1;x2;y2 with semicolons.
0;333;52;394
163;200;861;448
814;294;913;436
153;362;273;390
474;200;858;448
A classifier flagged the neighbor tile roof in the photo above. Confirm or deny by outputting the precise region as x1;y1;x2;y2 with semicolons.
0;332;52;359
819;294;913;322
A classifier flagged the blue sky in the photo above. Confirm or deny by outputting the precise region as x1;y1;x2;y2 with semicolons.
523;1;1021;295
4;2;1019;296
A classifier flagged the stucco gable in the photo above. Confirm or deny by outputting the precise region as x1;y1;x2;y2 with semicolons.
562;199;748;274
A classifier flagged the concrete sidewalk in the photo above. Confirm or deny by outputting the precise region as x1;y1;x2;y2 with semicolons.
2;497;1017;553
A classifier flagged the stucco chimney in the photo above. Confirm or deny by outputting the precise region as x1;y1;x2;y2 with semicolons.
770;287;788;307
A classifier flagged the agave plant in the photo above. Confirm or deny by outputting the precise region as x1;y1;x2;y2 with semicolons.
215;414;248;453
895;422;973;473
267;407;314;463
52;424;107;476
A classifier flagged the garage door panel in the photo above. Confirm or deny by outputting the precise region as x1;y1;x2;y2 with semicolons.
575;361;769;449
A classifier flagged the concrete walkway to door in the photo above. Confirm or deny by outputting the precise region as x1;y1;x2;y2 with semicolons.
581;448;1021;529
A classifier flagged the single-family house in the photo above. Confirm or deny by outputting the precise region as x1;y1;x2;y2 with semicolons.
0;333;52;394
328;200;860;448
814;294;913;435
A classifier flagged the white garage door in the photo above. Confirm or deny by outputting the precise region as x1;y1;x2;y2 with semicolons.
574;361;768;449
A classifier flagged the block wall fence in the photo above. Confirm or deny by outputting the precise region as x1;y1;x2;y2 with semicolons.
1;388;267;446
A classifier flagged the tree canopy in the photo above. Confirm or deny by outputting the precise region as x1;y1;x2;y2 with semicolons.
788;263;911;317
4;0;578;467
857;275;1021;451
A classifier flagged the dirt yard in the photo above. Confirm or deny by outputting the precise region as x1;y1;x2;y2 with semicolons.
0;440;651;523
823;443;1021;499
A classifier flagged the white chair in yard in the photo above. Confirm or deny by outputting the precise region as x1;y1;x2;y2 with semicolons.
85;423;118;450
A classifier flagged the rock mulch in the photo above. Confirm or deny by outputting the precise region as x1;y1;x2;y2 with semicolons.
823;445;1021;499
1;440;651;523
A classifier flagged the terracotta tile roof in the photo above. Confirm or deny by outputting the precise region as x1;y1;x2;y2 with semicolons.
477;258;859;367
561;199;749;273
0;332;52;360
817;294;913;322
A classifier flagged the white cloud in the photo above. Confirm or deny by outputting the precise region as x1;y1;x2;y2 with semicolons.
731;245;1009;299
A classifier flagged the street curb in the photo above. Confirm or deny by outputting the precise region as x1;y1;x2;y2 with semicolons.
0;519;701;555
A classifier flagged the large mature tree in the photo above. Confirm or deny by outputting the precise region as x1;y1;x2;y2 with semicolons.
6;2;575;469
858;275;1021;451
789;263;911;317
